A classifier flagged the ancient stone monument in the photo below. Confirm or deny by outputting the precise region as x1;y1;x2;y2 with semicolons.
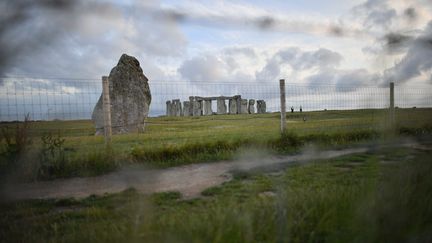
248;99;255;114
92;54;151;135
193;98;202;116
217;98;227;114
183;101;191;116
166;101;172;116
229;98;237;114
204;100;212;116
172;99;182;116
256;100;267;114
165;95;266;117
240;99;248;114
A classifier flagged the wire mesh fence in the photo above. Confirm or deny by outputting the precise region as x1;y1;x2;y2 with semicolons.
0;77;431;141
0;77;100;121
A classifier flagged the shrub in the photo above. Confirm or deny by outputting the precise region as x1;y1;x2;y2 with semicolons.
1;114;32;161
130;140;251;167
36;133;118;180
398;125;432;136
269;131;303;153
38;132;66;179
0;114;33;174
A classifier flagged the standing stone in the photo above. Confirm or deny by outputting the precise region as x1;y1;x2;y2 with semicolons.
240;99;248;114
257;100;267;114
261;100;267;113
188;96;194;116
183;101;190;117
193;100;202;116
172;99;182;116
178;101;183;116
229;98;237;114
235;95;242;114
248;99;255;114
92;54;151;135
217;98;227;115
204;100;212;116
166;101;172;116
169;101;176;116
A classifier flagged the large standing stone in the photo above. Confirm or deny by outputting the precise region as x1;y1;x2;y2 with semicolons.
183;101;191;116
240;99;248;114
172;99;182;116
204;100;212;116
235;95;242;114
188;96;194;116
257;100;267;114
261;101;266;113
248;99;255;114
170;101;176;116
92;54;151;135
229;98;237;114
166;101;172;116
193;100;202;116
217;98;227;115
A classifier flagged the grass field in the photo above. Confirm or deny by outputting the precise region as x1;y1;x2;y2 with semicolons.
1;142;431;242
0;108;431;180
0;108;431;242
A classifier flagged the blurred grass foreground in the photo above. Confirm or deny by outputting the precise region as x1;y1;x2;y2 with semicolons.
1;140;431;242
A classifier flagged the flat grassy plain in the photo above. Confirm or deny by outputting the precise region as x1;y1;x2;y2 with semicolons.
0;108;431;242
1;142;431;242
0;108;431;180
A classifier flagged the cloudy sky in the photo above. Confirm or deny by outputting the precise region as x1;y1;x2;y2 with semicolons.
1;0;432;118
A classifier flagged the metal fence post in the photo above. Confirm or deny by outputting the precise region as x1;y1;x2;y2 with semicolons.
102;76;112;145
280;79;286;133
389;82;395;128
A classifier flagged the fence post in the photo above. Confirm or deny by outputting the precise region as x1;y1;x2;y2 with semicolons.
102;76;112;145
389;82;395;128
280;79;286;133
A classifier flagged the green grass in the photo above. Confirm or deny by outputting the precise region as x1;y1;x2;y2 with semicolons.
1;144;431;242
0;108;431;179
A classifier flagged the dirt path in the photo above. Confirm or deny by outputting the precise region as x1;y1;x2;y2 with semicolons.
1;141;425;201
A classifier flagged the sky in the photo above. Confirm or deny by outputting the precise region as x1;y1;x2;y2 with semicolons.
0;0;432;118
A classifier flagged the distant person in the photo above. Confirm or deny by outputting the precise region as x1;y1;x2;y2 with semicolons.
300;106;303;113
291;106;294;113
303;116;307;122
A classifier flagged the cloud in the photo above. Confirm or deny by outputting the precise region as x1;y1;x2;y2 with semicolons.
403;7;417;22
382;32;414;54
178;55;228;82
383;21;432;84
177;45;265;83
350;0;432;34
0;0;120;79
351;0;432;85
335;69;378;92
307;70;337;90
0;0;186;84
223;47;257;58
305;68;378;93
352;0;397;30
255;48;343;81
150;1;368;38
178;46;376;94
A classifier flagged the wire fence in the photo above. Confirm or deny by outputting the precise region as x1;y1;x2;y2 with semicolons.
0;77;431;140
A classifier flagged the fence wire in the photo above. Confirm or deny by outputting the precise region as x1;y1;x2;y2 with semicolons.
0;77;431;140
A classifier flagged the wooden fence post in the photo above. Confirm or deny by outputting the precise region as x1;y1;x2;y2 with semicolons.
102;76;112;145
389;82;395;128
280;79;286;133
